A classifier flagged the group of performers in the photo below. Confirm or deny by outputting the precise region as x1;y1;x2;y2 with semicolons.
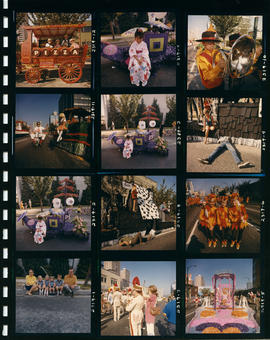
189;192;249;250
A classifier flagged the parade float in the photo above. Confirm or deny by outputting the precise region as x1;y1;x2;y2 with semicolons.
186;273;259;334
17;178;90;241
108;106;169;157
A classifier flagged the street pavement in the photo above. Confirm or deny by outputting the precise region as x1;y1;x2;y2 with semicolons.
15;135;90;169
101;57;176;87
16;295;91;333
16;212;91;251
101;301;169;336
102;228;176;250
102;136;176;169
186;204;260;253
187;141;261;173
16;63;91;88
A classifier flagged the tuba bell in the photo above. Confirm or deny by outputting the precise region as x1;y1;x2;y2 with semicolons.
228;34;256;79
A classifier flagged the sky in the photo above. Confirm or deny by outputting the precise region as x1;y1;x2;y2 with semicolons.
188;15;263;40
16;94;61;126
148;176;176;191
186;259;254;289
120;261;176;295
188;178;259;195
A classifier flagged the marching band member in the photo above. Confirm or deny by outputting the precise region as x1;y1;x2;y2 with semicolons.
229;193;241;249
195;27;226;90
236;196;248;250
216;196;230;247
126;281;145;336
112;284;122;322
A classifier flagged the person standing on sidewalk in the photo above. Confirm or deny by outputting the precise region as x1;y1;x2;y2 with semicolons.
112;285;122;322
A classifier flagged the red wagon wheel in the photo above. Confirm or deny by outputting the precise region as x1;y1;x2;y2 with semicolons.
25;68;41;84
58;61;82;83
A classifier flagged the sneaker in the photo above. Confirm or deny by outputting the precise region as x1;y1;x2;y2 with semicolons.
238;161;250;169
198;158;211;165
236;242;240;250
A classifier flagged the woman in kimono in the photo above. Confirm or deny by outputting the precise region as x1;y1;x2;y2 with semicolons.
33;216;47;244
128;29;151;87
123;135;134;159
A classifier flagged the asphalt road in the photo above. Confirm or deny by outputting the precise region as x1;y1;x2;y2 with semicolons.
16;213;91;251
101;301;169;336
16;295;91;333
187;142;261;173
101;57;176;87
15;135;90;169
186;204;260;253
16;63;91;88
101;136;176;169
102;229;176;250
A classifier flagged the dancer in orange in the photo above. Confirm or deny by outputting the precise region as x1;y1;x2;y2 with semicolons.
228;193;241;249
216;196;230;247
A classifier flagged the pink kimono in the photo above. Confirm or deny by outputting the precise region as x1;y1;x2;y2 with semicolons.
123;139;134;159
128;41;151;87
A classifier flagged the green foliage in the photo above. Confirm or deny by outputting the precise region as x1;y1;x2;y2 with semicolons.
209;16;242;40
113;94;143;131
152;178;176;216
22;176;54;211
165;95;176;126
107;95;125;129
81;177;92;205
135;98;147;127
23;12;90;26
150;98;162;127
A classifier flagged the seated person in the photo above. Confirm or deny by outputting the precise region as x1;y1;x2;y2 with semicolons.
61;34;70;47
25;269;38;296
70;38;80;48
55;274;64;295
63;268;77;297
54;39;61;48
119;231;155;247
45;38;54;48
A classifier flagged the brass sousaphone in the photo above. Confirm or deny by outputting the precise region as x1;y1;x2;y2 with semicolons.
228;34;256;78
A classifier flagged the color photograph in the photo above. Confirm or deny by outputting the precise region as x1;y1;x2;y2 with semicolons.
186;178;261;253
15;94;93;169
101;261;176;336
187;97;262;173
16;176;92;251
101;94;176;169
101;175;176;250
16;13;92;87
185;258;260;334
101;12;176;87
187;15;263;91
16;257;91;333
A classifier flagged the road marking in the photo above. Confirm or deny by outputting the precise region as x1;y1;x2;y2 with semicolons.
186;219;199;246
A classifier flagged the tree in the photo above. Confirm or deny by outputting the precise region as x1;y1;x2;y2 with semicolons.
81;177;92;205
135;98;147;127
107;95;125;129
100;12;123;38
209;16;242;41
152;179;176;217
113;94;143;132
54;178;79;207
24;13;90;26
165;95;176;126
150;98;162;127
23;176;54;211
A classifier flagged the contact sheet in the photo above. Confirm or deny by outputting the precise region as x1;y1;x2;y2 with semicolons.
1;0;270;339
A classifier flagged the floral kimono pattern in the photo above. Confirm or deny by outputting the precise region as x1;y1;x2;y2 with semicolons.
128;41;151;86
123;139;134;159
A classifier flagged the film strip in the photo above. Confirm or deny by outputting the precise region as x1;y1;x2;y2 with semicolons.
1;0;270;339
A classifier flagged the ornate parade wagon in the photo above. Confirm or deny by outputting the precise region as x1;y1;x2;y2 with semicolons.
17;24;89;84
